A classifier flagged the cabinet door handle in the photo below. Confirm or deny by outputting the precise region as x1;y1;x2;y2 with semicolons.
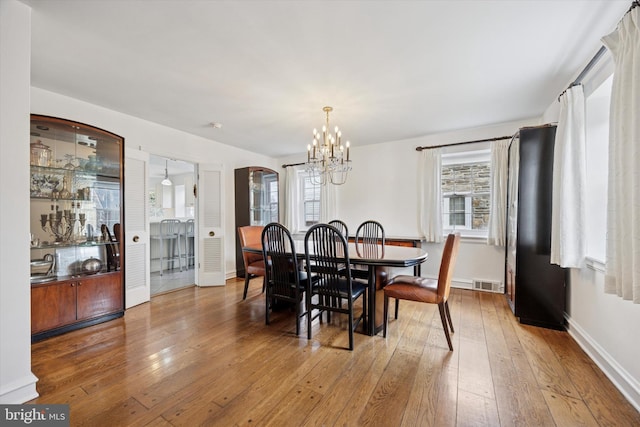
70;283;75;287
133;235;139;242
209;231;215;237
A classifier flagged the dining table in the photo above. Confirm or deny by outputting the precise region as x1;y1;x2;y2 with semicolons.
243;239;428;336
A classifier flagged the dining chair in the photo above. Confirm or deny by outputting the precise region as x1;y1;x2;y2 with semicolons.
237;225;266;300
262;223;314;335
383;233;461;351
328;219;349;240
150;219;183;276
352;220;394;314
304;223;367;351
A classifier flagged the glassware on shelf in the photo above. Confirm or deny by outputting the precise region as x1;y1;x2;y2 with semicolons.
30;140;52;167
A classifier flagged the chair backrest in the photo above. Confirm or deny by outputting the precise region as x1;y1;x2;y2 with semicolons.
160;219;182;236
305;223;352;297
262;223;300;298
238;225;265;266
185;219;195;236
437;233;461;301
355;220;385;259
328;219;349;240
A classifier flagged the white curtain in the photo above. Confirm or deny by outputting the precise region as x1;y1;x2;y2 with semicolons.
283;166;301;234
551;85;587;268
602;7;640;303
487;138;510;246
319;181;337;223
418;148;442;243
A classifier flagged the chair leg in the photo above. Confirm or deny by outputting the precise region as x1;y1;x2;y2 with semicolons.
394;298;399;320
243;274;251;300
383;293;389;338
438;303;453;351
348;299;354;351
445;300;454;333
265;288;270;325
307;291;313;340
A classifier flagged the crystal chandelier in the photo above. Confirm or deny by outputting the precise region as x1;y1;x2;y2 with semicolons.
306;106;352;185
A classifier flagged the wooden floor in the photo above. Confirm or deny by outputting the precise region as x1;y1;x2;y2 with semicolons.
30;278;640;426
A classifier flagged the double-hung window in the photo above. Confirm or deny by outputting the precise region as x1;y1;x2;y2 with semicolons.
297;171;321;231
441;149;490;237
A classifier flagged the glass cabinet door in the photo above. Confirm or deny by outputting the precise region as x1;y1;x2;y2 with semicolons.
248;168;279;226
30;115;123;281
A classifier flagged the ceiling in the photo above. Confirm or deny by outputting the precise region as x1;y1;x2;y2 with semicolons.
24;0;629;160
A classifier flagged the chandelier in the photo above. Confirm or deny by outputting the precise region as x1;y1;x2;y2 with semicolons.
306;106;352;185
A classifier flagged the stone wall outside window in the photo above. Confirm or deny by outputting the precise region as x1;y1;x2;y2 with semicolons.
442;162;490;230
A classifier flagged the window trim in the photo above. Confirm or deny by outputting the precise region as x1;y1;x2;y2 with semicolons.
441;149;491;238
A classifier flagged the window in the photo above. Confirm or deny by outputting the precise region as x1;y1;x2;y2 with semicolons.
299;172;321;229
584;74;612;261
441;150;490;237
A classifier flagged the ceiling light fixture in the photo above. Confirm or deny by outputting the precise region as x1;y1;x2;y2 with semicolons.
161;160;172;186
210;122;222;129
306;106;352;185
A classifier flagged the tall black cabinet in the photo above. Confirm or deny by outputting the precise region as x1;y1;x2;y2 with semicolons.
505;124;566;330
234;167;279;277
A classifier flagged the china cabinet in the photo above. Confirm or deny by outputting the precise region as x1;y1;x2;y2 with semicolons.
505;124;566;330
234;167;279;277
29;115;124;341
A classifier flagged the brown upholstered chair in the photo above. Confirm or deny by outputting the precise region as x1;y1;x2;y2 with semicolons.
383;233;461;351
237;225;266;300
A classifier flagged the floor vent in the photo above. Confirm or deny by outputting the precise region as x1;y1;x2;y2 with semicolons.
473;279;504;293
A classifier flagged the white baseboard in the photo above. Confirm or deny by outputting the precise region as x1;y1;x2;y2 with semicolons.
0;373;38;404
566;316;640;412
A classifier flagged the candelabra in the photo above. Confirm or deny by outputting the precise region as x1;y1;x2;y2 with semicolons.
40;211;86;243
306;106;352;185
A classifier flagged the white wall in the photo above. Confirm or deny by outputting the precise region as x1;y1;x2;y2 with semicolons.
31;87;279;277
279;118;540;286
542;55;640;410
0;0;38;403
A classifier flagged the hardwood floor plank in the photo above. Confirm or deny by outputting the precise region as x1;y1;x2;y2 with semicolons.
540;327;640;426
456;388;500;427
26;281;639;426
515;323;580;398
358;350;421;425
491;291;556;426
541;389;599;427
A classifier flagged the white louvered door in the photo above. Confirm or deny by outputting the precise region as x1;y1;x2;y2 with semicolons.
124;148;151;307
197;164;225;286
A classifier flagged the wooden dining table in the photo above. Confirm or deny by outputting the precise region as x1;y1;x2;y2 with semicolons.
243;240;428;336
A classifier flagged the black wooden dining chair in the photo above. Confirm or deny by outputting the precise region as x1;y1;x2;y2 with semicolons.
261;223;312;336
328;219;349;240
304;223;367;351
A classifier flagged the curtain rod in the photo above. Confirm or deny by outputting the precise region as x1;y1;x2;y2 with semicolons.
415;135;513;151
282;162;305;168
558;0;638;101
